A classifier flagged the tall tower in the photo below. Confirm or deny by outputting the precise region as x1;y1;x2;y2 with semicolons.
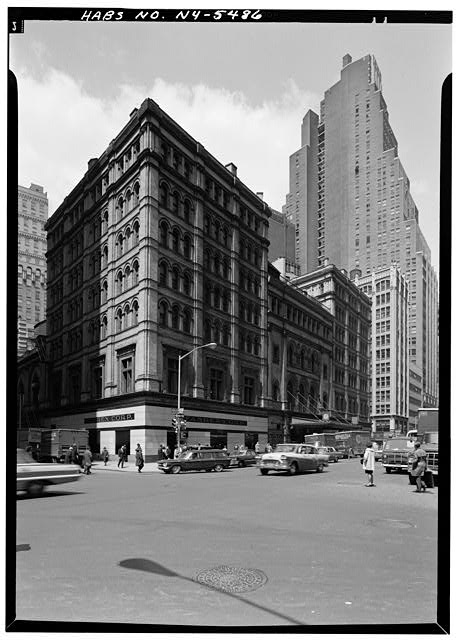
18;183;48;355
284;54;438;408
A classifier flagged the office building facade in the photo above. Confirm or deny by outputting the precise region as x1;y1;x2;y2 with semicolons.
18;183;48;355
284;53;438;409
356;266;409;435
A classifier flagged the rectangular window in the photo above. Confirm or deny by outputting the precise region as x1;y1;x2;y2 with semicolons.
91;361;104;399
244;376;255;405
167;357;178;394
121;356;133;394
210;368;224;401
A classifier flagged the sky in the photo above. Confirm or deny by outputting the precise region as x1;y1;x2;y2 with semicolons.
9;13;451;268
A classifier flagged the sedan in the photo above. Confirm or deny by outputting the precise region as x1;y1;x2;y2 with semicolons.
316;446;343;463
229;449;258;468
17;448;82;497
258;443;329;475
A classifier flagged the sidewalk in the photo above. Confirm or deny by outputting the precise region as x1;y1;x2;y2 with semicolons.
92;460;160;473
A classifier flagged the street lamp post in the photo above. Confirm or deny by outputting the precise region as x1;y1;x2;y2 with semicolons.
176;342;217;451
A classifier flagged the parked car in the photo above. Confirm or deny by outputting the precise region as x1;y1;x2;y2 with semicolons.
158;449;230;474
230;449;257;467
258;443;329;475
16;448;83;497
316;446;343;463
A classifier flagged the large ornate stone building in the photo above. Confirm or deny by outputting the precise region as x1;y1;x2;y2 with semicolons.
19;99;372;459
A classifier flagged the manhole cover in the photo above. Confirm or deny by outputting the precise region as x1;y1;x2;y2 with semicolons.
195;566;268;593
365;518;415;529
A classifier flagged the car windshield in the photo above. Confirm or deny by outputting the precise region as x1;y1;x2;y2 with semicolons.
274;444;298;453
17;449;34;464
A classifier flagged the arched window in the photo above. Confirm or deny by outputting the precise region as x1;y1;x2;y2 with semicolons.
124;265;131;289
223;227;229;248
102;280;108;303
183;272;191;296
204;215;211;236
183;199;192;224
246;335;252;354
172;228;180;253
172;191;179;214
172;266;180;290
160;183;169;208
116;308;123;332
254;337;260;356
223;259;230;279
132;300;139;326
203;249;211;271
222;324;230;347
254;305;260;325
287;381;294;410
133;182;140;207
204;284;211;305
159;300;168;327
159;261;168;286
116;271;124;295
103;210;109;234
214;254;220;275
117;234;124;257
126;190;132;213
117;197;124;220
171;305;180;330
288;344;294;367
222;291;230;313
159;220;168;247
101;316;108;339
183;309;192;334
125;227;131;252
124;304;131;329
133;220;140;246
214;221;220;242
213;287;220;309
183;235;191;259
132;261;139;286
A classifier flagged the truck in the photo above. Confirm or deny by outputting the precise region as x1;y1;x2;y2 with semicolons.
305;430;371;457
332;431;371;457
304;433;338;449
31;429;89;463
382;437;416;473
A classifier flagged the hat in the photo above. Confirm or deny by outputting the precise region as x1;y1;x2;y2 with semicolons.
414;441;421;447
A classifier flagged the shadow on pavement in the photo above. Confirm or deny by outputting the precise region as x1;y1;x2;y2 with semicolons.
119;557;306;626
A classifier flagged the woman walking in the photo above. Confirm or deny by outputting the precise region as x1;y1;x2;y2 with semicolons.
362;442;376;487
410;441;428;492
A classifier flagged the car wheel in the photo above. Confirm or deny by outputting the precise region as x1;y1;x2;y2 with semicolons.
385;468;391;474
260;469;269;475
316;463;324;473
27;481;44;497
288;463;298;475
238;460;245;468
214;464;224;472
171;465;182;474
334;457;339;463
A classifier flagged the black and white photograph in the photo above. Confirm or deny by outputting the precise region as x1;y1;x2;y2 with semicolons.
8;4;451;633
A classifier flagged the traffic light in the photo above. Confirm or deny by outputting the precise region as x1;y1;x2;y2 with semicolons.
172;417;178;430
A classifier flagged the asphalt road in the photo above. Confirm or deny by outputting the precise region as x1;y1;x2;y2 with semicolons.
14;458;438;629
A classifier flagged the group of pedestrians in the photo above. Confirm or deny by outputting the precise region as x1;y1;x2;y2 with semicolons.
361;440;430;491
64;445;93;474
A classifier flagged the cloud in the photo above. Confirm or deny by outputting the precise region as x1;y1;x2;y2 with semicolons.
15;67;319;215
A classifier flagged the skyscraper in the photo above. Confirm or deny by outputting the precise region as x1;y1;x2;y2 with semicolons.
284;53;438;408
18;183;48;355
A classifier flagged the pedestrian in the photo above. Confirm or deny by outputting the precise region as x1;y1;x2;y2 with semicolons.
255;441;261;454
135;444;144;473
117;446;124;467
83;447;93;474
165;445;171;459
64;446;72;464
71;445;80;467
266;443;273;453
362;442;376;486
101;446;109;466
158;444;164;460
410;441;428;492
